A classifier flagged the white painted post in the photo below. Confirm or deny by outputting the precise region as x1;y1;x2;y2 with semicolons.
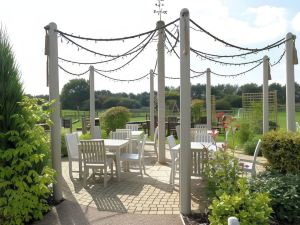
263;56;269;134
179;8;191;215
89;66;96;138
206;68;212;130
286;33;296;132
150;69;155;138
48;22;63;202
157;20;166;163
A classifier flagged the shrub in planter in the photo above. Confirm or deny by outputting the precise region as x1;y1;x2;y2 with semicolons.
237;123;251;144
262;131;300;174
250;171;300;224
243;136;262;156
101;106;130;133
204;150;241;198
209;178;272;225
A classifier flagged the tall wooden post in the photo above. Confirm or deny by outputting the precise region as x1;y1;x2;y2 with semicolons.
89;66;96;138
48;22;62;202
206;68;212;130
179;8;191;215
286;33;296;132
263;56;269;134
157;20;166;163
150;69;155;138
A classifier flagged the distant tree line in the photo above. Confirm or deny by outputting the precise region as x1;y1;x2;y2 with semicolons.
30;79;300;110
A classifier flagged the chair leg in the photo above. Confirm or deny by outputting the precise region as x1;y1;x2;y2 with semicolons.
142;159;146;174
139;161;143;178
169;164;174;185
83;167;88;187
154;145;158;157
69;160;73;178
104;168;108;188
110;162;114;179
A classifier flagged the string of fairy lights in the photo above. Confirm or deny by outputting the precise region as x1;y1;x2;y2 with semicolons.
50;15;292;83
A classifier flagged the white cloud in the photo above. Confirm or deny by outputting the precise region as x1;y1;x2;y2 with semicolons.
292;12;300;32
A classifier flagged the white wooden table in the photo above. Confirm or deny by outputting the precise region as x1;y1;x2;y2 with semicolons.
171;142;217;176
79;139;129;182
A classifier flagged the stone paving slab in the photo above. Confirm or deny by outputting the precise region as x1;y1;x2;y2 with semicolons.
60;144;266;217
61;145;204;215
34;199;182;225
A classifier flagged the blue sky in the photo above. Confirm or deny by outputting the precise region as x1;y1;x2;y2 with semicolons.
0;0;299;95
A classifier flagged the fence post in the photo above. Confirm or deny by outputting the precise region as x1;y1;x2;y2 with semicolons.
48;22;63;202
157;20;166;163
179;8;191;215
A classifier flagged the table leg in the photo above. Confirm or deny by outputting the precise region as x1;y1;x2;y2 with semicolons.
79;147;82;179
116;148;121;182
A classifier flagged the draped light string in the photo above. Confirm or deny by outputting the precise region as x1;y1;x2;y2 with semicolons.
51;16;289;83
53;18;179;42
94;32;155;73
58;65;90;76
189;19;286;53
210;61;263;77
165;28;285;66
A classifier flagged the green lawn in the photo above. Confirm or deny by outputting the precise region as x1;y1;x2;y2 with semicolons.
277;111;300;129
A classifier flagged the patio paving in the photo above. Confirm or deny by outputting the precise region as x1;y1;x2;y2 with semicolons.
60;145;207;215
37;143;267;225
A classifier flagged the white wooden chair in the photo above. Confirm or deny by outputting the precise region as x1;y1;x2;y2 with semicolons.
80;140;113;187
65;133;81;178
239;139;262;177
191;128;207;141
167;135;178;186
194;133;214;143
120;134;148;178
145;126;158;156
111;131;130;140
126;123;139;131
194;124;208;131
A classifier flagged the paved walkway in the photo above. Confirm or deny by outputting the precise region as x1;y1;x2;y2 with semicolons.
36;144;266;224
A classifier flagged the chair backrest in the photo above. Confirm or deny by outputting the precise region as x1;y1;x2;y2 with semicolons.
190;128;206;141
126;124;139;131
194;124;208;130
194;133;214;143
116;129;132;138
111;131;129;140
167;135;177;162
65;133;79;159
167;135;176;149
93;126;101;139
138;134;148;158
80;140;107;165
252;139;262;168
176;125;180;140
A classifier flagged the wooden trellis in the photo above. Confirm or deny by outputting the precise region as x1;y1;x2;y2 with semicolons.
242;91;278;123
